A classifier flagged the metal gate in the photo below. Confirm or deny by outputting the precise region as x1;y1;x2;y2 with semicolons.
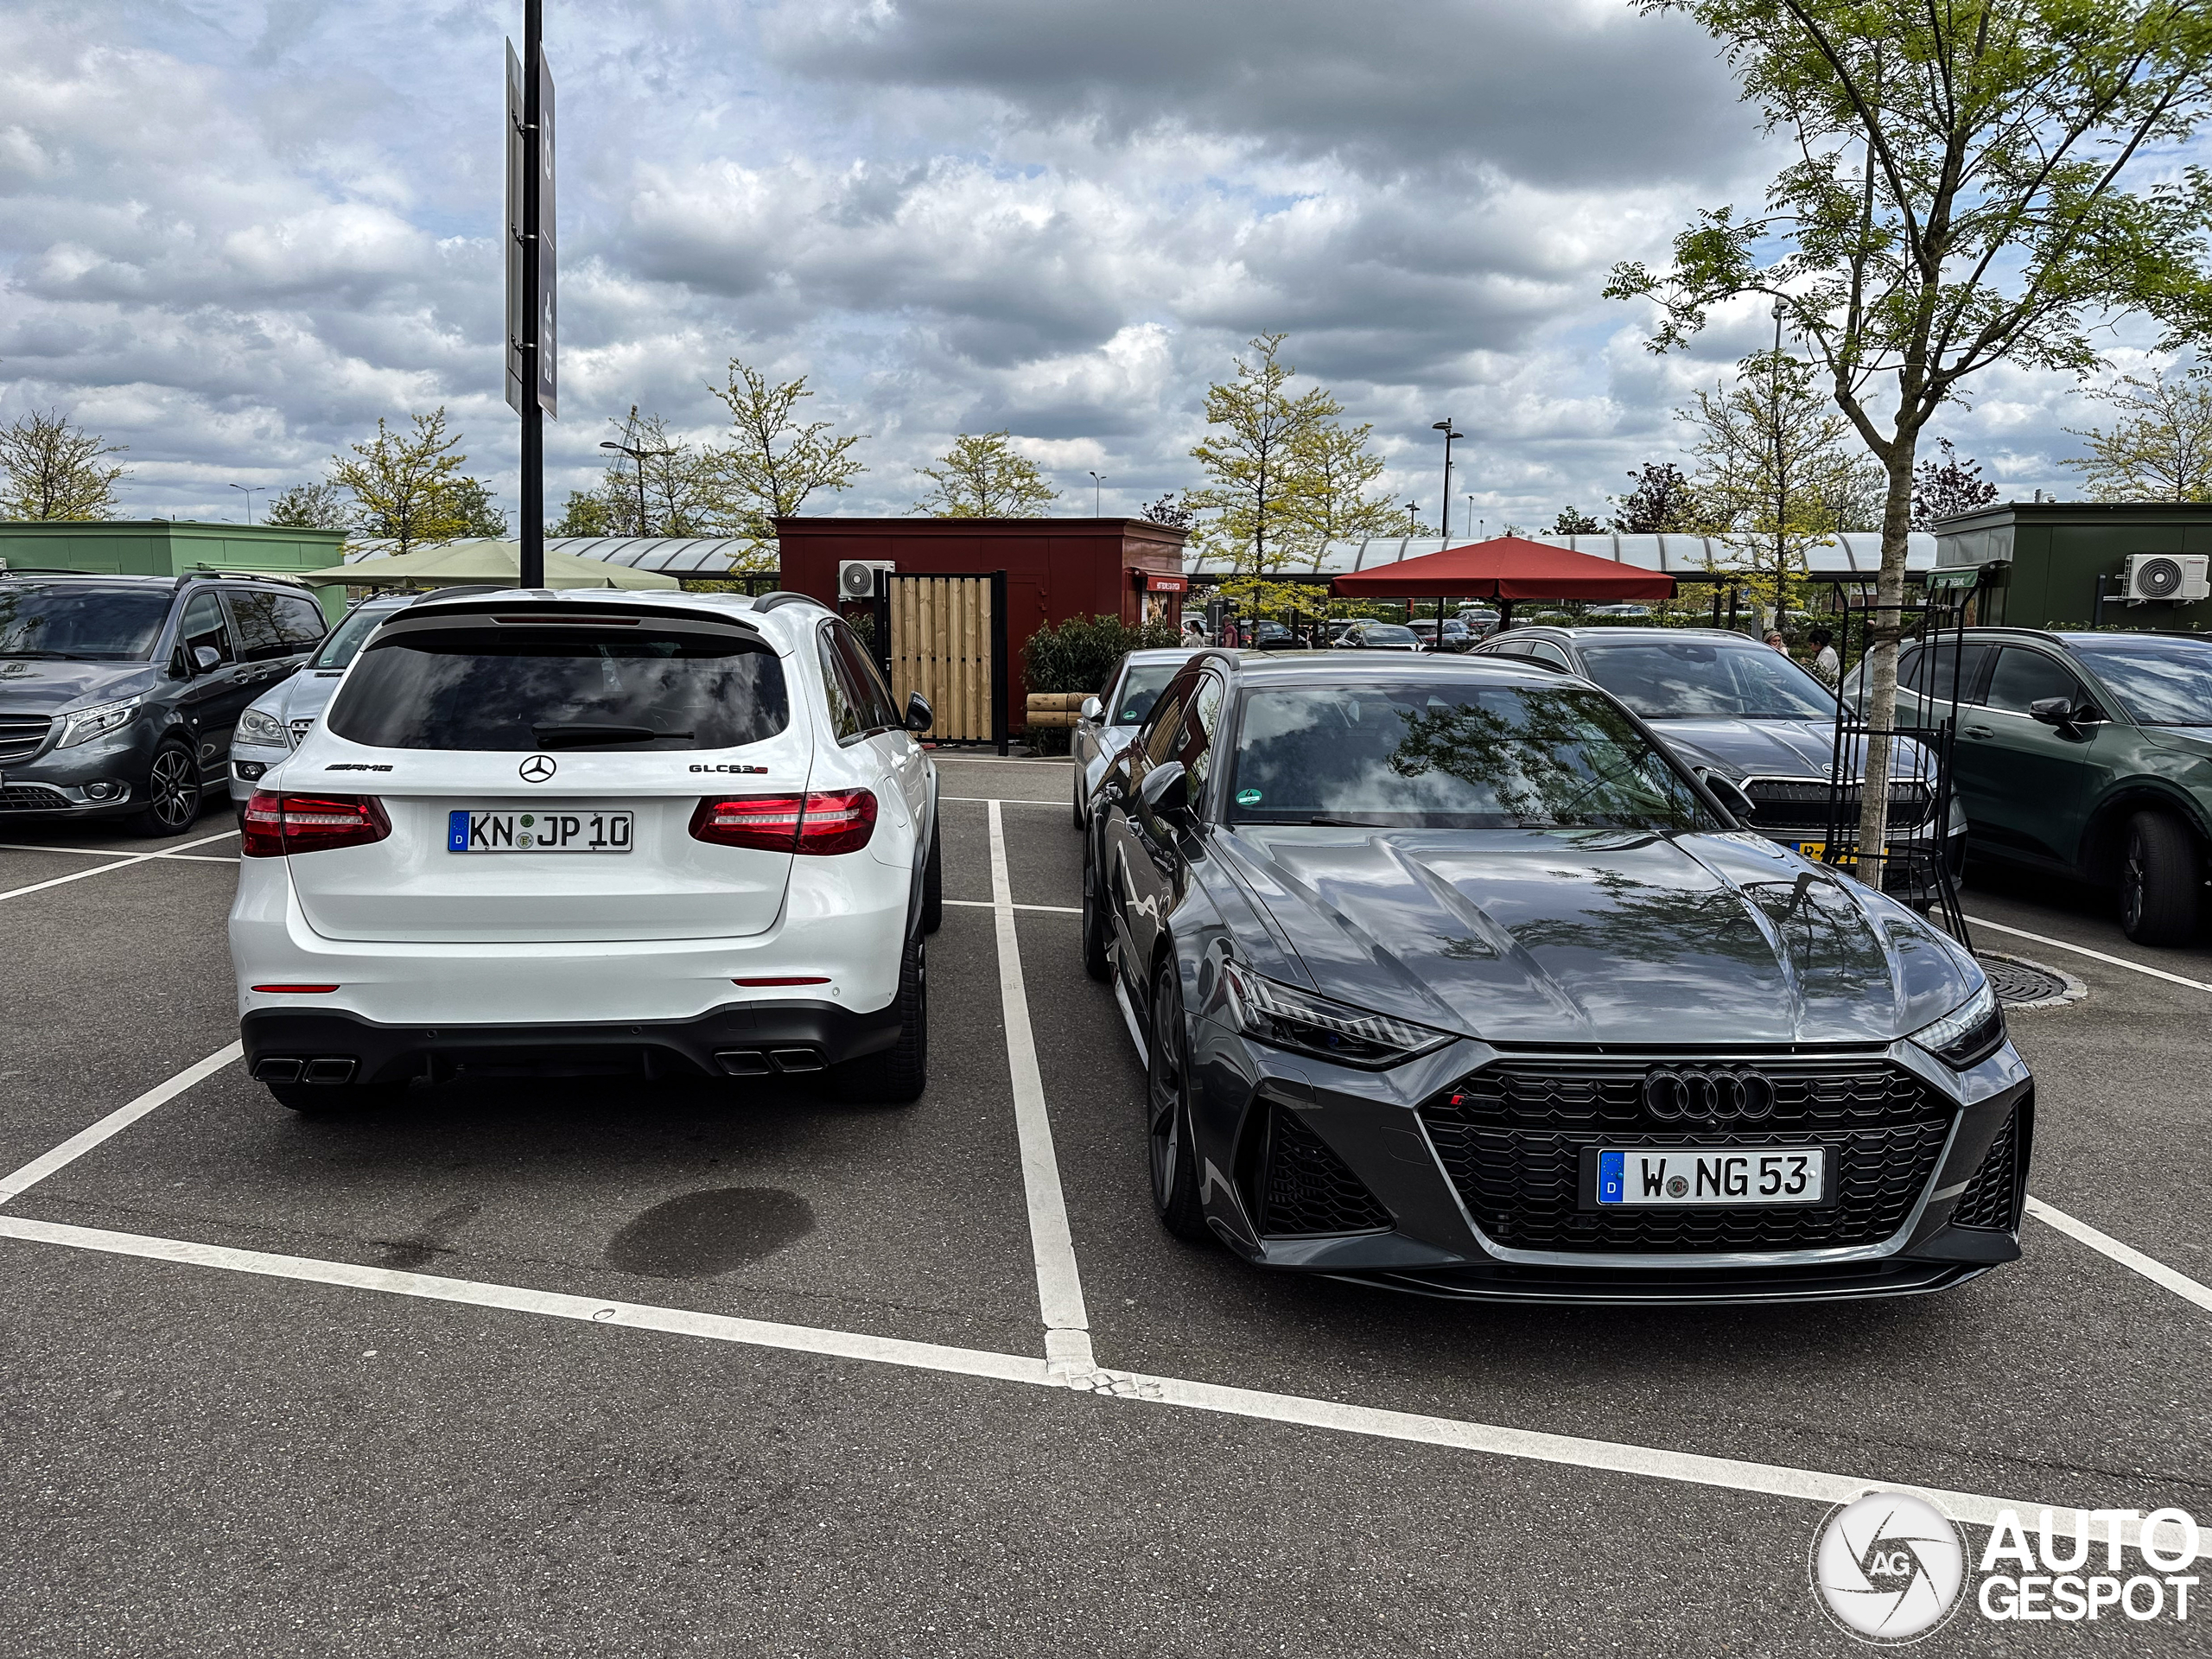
875;571;1007;752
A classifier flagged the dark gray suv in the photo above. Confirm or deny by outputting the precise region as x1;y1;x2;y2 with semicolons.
0;572;327;836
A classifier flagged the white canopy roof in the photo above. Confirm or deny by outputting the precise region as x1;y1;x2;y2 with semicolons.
1184;531;1938;580
347;536;760;575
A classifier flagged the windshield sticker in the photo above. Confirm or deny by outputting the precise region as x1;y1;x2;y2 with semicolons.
1236;787;1262;806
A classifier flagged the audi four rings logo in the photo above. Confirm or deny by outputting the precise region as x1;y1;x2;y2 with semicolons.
1643;1065;1777;1122
518;754;557;783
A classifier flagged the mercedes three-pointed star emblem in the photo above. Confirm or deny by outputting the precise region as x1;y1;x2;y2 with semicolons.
518;754;557;783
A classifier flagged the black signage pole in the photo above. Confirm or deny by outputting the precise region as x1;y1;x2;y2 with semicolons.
518;0;545;588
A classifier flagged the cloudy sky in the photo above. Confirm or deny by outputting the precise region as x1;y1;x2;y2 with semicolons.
0;0;2190;534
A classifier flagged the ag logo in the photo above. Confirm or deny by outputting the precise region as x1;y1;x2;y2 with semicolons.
1810;1491;1967;1644
518;754;557;783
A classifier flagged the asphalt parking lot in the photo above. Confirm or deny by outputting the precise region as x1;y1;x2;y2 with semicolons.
2;756;2209;1656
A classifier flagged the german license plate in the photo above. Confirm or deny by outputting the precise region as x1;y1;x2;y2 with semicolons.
447;810;633;853
1591;1147;1825;1207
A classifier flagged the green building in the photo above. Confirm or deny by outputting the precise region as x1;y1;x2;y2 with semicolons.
0;521;351;621
1934;500;2212;632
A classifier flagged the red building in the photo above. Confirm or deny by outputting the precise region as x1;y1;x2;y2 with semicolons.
772;517;1191;732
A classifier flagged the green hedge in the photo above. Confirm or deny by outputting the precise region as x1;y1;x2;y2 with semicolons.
1020;613;1182;753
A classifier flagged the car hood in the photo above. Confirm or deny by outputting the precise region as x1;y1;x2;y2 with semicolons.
1212;824;1974;1046
1642;717;1918;781
0;658;163;714
242;668;341;730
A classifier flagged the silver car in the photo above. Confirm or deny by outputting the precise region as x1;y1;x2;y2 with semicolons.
228;595;416;808
1070;647;1201;828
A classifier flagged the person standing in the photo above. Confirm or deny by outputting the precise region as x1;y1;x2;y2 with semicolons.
1807;626;1840;686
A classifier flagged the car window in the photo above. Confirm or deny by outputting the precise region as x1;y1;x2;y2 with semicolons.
828;620;900;731
1180;676;1224;795
273;594;327;648
1140;673;1197;767
1902;640;1988;702
1573;639;1834;719
328;625;790;751
1982;646;2084;716
178;591;237;667
0;582;174;659
1113;659;1185;726
224;590;304;664
312;605;398;670
817;626;865;741
2065;637;2212;725
1226;681;1720;832
1524;641;1573;671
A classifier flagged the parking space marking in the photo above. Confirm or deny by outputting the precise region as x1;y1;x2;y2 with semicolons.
2026;1195;2212;1319
987;798;1094;1374
944;898;1081;915
927;755;1071;767
1965;913;2212;995
0;1211;2199;1564
943;796;1066;806
0;829;242;903
0;1042;241;1206
0;842;238;864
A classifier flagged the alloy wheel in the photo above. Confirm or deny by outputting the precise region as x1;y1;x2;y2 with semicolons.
2122;828;2146;935
1146;980;1184;1208
149;749;200;830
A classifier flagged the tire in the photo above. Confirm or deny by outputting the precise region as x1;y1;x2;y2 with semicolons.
1146;958;1210;1243
1081;842;1111;982
833;930;927;1103
2120;810;2201;945
267;1080;410;1116
1072;769;1086;830
125;739;203;837
920;821;943;935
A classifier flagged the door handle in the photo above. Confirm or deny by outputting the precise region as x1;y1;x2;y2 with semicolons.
1963;725;1994;739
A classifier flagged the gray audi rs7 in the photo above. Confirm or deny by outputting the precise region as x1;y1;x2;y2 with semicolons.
1079;652;2031;1303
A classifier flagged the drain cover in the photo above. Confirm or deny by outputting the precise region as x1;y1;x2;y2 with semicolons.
1977;953;2082;1009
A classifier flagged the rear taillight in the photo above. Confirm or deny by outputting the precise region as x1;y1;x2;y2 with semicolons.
240;791;392;857
690;789;877;855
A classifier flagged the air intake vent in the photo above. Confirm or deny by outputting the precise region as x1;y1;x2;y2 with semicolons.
1951;1103;2029;1230
1258;1106;1391;1237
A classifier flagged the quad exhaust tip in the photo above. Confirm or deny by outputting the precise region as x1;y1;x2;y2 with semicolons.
715;1048;825;1077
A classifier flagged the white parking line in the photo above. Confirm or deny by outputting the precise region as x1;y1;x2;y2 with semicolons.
2026;1196;2212;1318
930;754;1071;767
944;898;1081;915
0;1042;241;1205
0;1211;2197;1563
942;796;1065;806
0;842;238;864
987;798;1094;1374
1965;913;2212;995
0;829;241;903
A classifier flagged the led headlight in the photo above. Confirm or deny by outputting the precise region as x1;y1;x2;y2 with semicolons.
56;697;140;748
1219;958;1454;1068
235;707;290;747
1907;979;2005;1069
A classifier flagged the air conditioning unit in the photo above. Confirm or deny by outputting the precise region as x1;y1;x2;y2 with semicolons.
838;559;894;600
2125;553;2210;602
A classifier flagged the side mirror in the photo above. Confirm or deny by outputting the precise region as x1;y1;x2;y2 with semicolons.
904;692;934;734
1078;696;1103;723
2028;696;2069;727
1139;760;1191;819
191;645;222;674
1697;769;1758;823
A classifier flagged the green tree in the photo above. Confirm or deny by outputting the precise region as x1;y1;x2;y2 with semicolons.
703;359;867;568
0;410;127;520
1607;0;2212;870
1188;334;1339;573
330;409;471;553
1611;462;1707;532
263;481;349;531
913;430;1058;516
1551;505;1606;536
2062;365;2212;500
1286;416;1404;566
592;407;719;536
549;490;616;537
448;477;509;538
1679;349;1885;619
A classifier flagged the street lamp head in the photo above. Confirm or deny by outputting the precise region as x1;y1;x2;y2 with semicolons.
599;441;623;451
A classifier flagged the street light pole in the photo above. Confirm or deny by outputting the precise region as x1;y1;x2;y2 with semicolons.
600;437;673;536
1432;419;1463;540
1087;470;1103;516
1406;500;1420;536
228;483;259;524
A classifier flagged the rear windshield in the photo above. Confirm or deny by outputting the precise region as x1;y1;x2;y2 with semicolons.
0;582;173;660
1575;639;1834;720
1229;682;1720;832
327;626;789;751
312;605;402;670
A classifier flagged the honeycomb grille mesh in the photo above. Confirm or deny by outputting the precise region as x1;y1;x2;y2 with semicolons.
1950;1107;2023;1230
1260;1107;1391;1237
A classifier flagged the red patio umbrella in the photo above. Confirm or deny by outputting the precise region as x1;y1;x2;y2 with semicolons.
1328;535;1675;602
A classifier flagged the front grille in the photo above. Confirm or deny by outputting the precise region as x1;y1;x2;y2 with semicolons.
1259;1107;1391;1236
1744;779;1933;831
1951;1107;2024;1230
0;784;70;810
0;714;52;766
1420;1053;1952;1253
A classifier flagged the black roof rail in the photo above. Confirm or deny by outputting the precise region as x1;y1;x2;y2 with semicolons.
752;590;824;613
406;584;508;603
186;567;310;584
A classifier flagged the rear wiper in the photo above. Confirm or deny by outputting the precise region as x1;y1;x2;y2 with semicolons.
531;722;694;747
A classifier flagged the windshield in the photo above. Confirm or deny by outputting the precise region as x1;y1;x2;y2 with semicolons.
1228;682;1722;831
312;605;400;670
0;582;173;660
1113;660;1185;727
1574;639;1835;720
328;626;791;751
2069;637;2212;725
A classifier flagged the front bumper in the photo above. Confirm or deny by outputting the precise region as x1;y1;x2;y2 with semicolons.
0;730;152;817
1181;1012;2033;1305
